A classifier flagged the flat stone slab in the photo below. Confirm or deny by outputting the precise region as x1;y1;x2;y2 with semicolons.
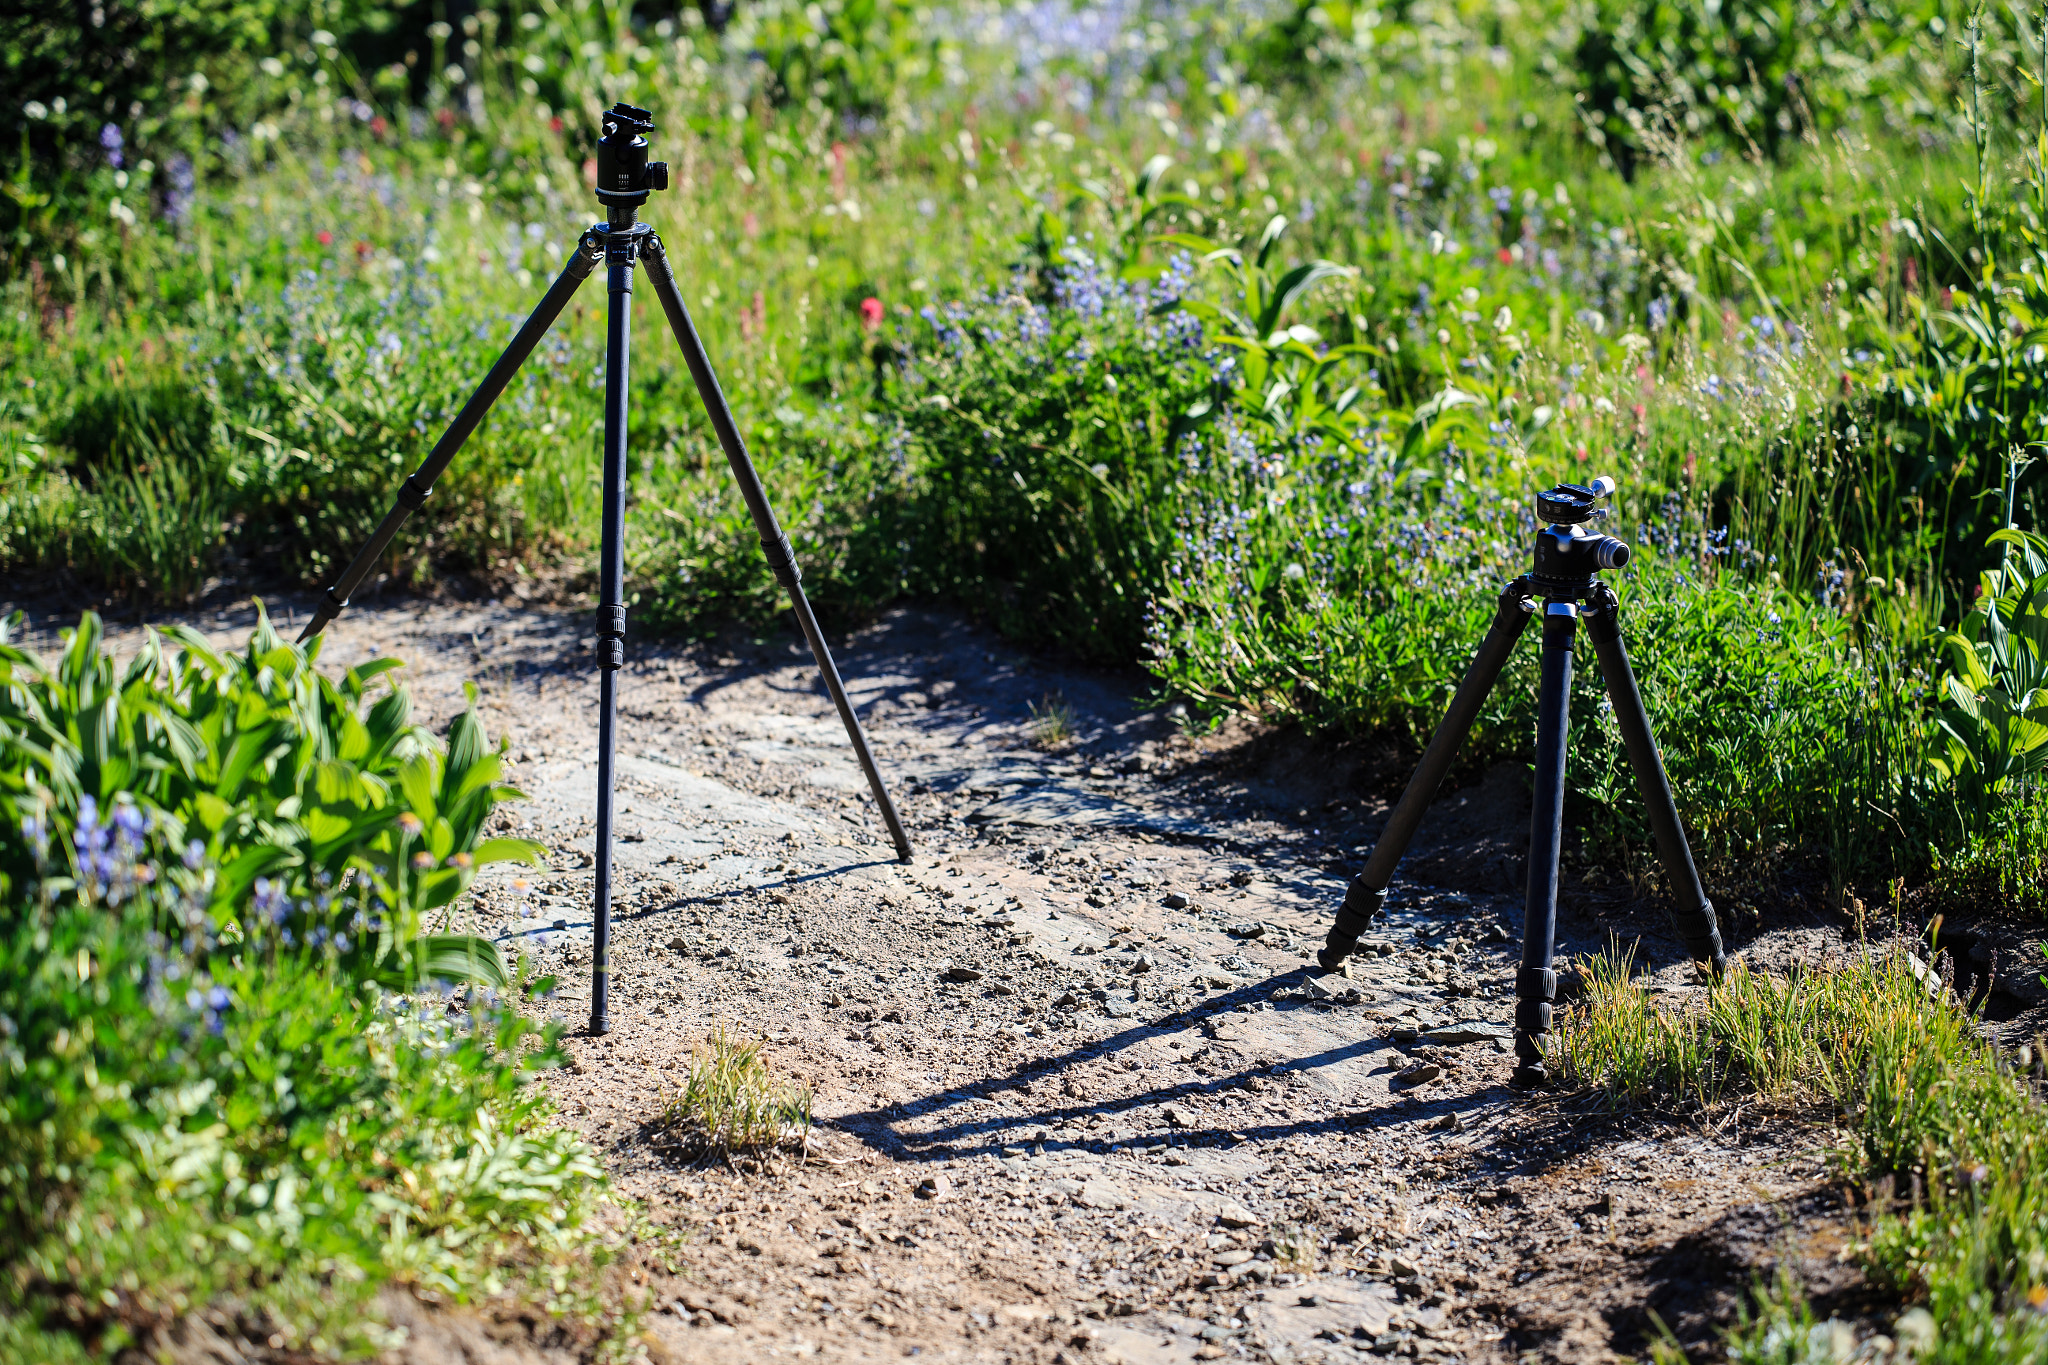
967;786;1218;839
1244;1276;1402;1349
1421;1022;1512;1046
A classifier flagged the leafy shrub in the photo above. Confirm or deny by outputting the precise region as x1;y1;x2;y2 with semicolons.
626;407;911;635
729;0;956;115
0;611;628;1360
882;253;1216;662
1562;0;1974;166
1147;433;1925;887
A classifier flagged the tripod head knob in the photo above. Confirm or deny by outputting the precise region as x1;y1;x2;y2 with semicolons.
596;102;670;219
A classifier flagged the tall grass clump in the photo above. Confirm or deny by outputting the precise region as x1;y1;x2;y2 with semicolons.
1558;943;2048;1361
652;1026;814;1165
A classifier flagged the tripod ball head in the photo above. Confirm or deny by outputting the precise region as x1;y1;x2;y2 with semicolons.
596;103;670;218
1532;476;1628;589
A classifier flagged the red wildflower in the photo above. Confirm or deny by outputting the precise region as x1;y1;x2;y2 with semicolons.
317;230;333;246
860;297;884;331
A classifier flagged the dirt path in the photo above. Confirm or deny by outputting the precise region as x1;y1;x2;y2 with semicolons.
9;592;1911;1363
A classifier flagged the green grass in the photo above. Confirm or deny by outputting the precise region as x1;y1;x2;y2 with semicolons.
1557;942;2048;1361
652;1026;815;1165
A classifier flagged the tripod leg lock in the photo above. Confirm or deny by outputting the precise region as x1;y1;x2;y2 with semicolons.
397;473;432;511
759;529;803;590
596;604;627;670
1316;878;1384;972
1513;966;1558;1082
1673;900;1728;976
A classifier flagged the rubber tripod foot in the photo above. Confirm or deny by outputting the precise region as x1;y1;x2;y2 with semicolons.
1511;1064;1550;1089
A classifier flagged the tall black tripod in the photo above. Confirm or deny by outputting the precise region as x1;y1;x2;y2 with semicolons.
296;104;913;1035
1316;478;1727;1086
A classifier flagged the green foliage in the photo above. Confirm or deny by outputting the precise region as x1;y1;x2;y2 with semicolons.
731;0;956;115
0;609;542;988
1559;0;1982;166
0;0;2042;913
883;253;1214;662
1560;947;2048;1360
1930;527;2048;806
0;614;630;1361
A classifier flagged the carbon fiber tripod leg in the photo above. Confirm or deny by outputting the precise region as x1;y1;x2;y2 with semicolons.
1318;577;1534;972
1514;602;1579;1087
639;235;912;862
298;234;602;643
1582;584;1727;975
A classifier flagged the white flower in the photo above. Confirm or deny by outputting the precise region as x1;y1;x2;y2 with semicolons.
23;101;47;120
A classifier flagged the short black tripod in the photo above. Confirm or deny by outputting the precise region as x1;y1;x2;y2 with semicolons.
296;104;913;1035
1316;478;1727;1086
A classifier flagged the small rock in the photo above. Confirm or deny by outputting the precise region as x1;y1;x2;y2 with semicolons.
915;1174;952;1201
1162;1104;1198;1128
1388;1255;1420;1280
1131;954;1157;974
1053;991;1080;1007
826;992;845;1008
666;935;688;952
1103;998;1139;1019
1426;1112;1460;1132
1394;1063;1442;1087
1303;975;1361;1002
942;965;985;983
1389;1026;1420;1043
1218;954;1256;975
1213;1248;1255;1267
1215;1202;1261;1229
1164;892;1190;910
988;981;1017;996
1227;922;1265;939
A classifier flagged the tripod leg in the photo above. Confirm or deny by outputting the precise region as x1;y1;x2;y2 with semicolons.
1318;577;1534;971
639;236;913;862
1583;585;1727;974
1514;601;1579;1087
589;233;640;1037
297;234;602;643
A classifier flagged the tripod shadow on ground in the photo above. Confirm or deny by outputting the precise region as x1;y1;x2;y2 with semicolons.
822;971;1524;1167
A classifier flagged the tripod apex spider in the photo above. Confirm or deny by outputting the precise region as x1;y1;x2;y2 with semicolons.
296;103;913;1036
1317;476;1727;1087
